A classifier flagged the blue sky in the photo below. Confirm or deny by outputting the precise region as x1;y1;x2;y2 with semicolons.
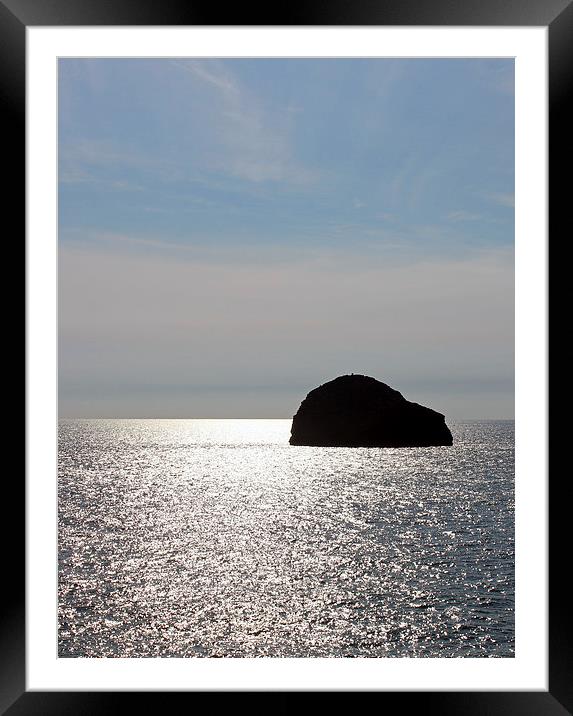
59;58;514;418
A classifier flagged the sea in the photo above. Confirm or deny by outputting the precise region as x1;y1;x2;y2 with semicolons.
58;419;514;658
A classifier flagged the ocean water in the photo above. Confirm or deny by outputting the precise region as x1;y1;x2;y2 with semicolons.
58;419;514;658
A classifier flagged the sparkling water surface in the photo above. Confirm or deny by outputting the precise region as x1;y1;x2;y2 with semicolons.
58;419;514;658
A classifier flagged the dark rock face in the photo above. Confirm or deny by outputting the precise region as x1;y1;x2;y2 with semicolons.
290;374;453;447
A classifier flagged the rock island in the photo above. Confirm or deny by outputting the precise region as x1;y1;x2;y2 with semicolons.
289;374;453;447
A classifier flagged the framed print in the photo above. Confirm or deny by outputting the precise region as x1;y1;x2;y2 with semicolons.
10;0;566;713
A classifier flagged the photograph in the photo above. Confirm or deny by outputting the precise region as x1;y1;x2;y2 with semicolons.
57;56;515;659
9;0;564;705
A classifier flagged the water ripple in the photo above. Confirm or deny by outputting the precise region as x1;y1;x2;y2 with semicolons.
58;419;514;658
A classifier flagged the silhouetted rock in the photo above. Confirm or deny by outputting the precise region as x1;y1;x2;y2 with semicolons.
290;374;453;447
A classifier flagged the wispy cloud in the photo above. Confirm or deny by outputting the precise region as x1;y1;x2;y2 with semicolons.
59;166;95;185
171;60;240;97
447;210;483;222
60;139;147;169
488;192;514;208
171;60;317;185
390;158;443;212
59;138;183;188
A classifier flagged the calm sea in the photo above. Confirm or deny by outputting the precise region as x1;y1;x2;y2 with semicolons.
58;419;514;658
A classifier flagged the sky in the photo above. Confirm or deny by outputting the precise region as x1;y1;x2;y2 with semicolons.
58;58;514;419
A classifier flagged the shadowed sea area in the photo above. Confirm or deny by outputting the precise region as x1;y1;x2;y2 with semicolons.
58;419;514;658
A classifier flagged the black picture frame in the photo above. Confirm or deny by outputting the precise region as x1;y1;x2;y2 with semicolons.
9;0;565;713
